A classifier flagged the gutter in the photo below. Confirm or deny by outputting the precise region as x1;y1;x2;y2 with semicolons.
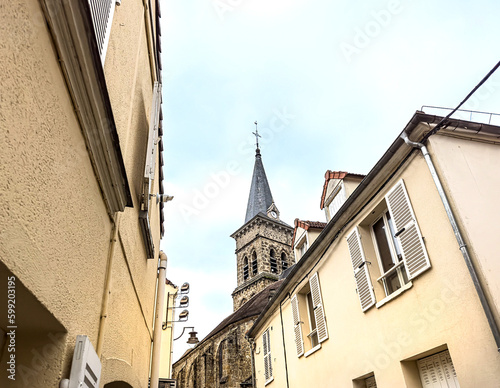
401;131;500;352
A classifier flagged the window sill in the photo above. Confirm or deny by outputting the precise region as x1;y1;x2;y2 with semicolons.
265;377;274;386
304;344;322;357
376;281;413;309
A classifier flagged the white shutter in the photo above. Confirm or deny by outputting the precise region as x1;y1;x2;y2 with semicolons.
68;335;101;388
262;329;273;382
291;295;304;357
88;0;116;63
143;81;162;209
417;350;460;388
386;180;431;280
346;227;376;312
309;273;328;343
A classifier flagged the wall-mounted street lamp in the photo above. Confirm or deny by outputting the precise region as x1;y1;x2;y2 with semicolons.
174;326;199;345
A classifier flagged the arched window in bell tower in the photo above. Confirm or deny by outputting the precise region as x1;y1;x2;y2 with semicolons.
281;252;288;271
251;251;258;275
243;256;249;281
270;249;277;273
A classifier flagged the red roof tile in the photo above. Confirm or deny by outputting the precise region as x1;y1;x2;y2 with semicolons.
291;219;327;246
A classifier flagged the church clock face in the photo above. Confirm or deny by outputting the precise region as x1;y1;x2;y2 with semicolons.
270;211;277;218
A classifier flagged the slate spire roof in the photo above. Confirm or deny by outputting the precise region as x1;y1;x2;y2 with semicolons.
244;148;274;223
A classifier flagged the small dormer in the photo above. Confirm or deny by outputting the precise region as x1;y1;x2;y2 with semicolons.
291;219;327;262
320;171;365;222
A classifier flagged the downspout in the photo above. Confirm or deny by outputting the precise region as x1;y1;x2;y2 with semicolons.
246;336;257;388
150;251;168;388
279;300;290;388
401;131;500;351
97;213;121;357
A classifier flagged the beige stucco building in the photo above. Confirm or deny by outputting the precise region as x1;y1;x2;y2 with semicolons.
0;0;169;387
248;111;500;387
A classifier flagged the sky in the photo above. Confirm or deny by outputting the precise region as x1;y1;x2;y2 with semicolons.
159;0;500;362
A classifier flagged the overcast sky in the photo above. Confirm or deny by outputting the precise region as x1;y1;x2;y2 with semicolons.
159;0;500;362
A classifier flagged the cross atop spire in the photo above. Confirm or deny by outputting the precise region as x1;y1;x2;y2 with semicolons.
252;121;261;151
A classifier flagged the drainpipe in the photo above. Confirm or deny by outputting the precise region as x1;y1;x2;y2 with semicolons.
401;131;500;351
246;336;257;388
97;214;121;357
151;251;168;388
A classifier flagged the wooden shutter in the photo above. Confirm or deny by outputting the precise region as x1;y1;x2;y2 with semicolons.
386;180;431;280
88;0;116;62
347;227;376;312
143;81;162;209
291;295;304;357
262;329;273;382
309;273;328;343
417;350;460;388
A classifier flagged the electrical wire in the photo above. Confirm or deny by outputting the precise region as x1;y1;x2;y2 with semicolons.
423;59;500;142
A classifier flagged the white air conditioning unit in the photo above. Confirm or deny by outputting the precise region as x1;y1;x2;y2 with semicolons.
60;335;101;388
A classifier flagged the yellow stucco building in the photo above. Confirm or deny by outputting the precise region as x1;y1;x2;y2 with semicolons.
0;0;169;387
248;111;500;387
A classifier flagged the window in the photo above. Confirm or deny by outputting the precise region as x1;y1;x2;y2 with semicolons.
347;179;430;311
291;272;328;357
270;249;277;273
327;182;346;220
281;252;288;271
243;256;249;281
371;211;409;296
295;234;308;261
252;251;258;275
417;350;460;387
262;329;273;384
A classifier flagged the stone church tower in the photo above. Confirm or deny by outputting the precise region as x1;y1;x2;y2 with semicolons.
231;145;294;311
171;138;294;388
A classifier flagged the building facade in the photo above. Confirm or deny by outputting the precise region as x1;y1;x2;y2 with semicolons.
248;111;500;388
172;146;293;388
0;1;166;387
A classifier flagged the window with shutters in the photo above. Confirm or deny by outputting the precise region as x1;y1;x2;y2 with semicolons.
417;350;460;388
347;179;430;310
262;329;273;385
326;182;346;221
291;272;328;357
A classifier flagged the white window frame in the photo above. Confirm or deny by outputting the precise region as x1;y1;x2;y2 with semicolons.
305;291;319;349
370;210;409;297
294;232;309;261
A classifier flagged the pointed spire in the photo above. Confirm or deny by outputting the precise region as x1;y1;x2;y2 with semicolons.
245;122;274;223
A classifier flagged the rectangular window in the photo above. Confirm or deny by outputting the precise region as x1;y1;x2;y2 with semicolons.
365;375;377;388
371;211;409;296
347;179;431;311
417;350;460;387
291;273;328;357
262;329;273;384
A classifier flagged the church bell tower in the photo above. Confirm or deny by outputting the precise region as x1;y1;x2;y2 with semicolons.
230;124;293;311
